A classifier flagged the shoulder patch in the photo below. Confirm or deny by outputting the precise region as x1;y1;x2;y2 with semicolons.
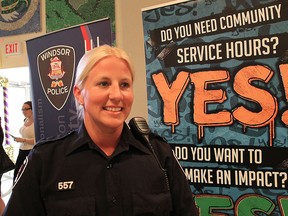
13;157;29;188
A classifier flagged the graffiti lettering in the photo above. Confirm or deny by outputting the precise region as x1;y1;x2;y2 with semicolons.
152;64;288;146
195;194;288;215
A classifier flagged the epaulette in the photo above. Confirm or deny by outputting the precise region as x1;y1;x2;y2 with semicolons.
34;130;76;148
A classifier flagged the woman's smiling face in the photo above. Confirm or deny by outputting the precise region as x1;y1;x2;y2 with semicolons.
74;56;134;131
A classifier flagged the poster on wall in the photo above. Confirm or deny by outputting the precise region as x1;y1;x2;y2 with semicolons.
0;0;41;37
142;0;288;215
26;18;112;141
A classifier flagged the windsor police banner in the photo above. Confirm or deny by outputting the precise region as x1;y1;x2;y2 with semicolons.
142;0;288;215
26;18;112;141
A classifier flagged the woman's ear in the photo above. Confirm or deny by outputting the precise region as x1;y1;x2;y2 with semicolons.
73;85;84;105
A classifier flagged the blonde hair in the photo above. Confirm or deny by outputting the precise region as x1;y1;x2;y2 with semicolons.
74;45;135;120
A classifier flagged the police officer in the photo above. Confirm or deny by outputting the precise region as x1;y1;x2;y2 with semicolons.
3;45;199;216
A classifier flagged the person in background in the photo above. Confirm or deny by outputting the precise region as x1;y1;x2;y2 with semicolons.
3;45;199;215
13;101;35;183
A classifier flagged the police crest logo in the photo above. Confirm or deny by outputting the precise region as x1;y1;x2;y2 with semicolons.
37;46;75;110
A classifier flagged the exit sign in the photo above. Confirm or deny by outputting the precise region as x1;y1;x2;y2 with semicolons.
5;42;22;55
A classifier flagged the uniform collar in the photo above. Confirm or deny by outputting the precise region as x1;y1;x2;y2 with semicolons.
66;122;151;156
65;123;92;156
119;123;151;155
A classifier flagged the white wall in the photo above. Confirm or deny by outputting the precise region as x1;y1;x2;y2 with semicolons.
116;0;176;120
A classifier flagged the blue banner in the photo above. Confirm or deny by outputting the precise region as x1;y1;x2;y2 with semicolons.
26;18;112;141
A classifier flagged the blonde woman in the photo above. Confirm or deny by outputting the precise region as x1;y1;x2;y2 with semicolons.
4;46;198;216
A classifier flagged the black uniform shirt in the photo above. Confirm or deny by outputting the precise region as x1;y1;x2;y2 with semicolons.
4;123;198;216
